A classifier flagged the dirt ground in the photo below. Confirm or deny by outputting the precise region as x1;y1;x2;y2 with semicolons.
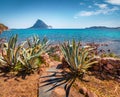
0;61;120;97
74;74;120;97
0;72;40;97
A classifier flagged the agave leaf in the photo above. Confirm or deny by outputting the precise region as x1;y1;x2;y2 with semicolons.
0;56;6;64
84;57;96;65
2;53;11;65
17;57;25;65
27;38;32;47
14;45;22;64
81;61;98;72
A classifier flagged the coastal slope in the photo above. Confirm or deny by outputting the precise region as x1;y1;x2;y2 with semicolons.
0;24;8;34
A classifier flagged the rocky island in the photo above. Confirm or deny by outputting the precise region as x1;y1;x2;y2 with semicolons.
0;24;8;34
29;19;52;29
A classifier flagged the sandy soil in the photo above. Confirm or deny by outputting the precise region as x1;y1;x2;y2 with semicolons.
0;73;39;97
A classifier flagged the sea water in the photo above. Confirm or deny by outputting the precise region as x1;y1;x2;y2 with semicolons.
0;28;120;55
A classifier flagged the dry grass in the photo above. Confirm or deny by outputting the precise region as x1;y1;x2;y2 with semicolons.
74;74;120;97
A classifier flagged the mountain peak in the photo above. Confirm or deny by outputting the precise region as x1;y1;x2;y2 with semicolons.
29;19;51;29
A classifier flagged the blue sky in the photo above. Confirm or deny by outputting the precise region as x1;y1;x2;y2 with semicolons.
0;0;120;28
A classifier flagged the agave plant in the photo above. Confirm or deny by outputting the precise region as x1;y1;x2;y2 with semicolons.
17;35;49;74
60;40;98;79
40;40;98;97
0;35;25;71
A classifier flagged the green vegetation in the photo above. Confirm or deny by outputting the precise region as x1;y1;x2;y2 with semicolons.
0;35;25;72
100;52;118;58
0;35;49;75
61;40;98;80
17;35;49;74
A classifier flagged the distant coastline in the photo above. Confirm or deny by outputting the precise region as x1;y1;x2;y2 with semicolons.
1;19;120;31
10;26;120;30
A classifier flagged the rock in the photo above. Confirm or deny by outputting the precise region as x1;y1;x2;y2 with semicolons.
79;87;88;95
107;64;114;69
61;57;69;68
87;91;98;97
79;87;98;97
101;73;106;79
115;78;120;82
101;59;107;65
51;87;65;97
117;69;120;75
107;74;115;79
103;65;109;71
108;69;114;74
93;65;99;71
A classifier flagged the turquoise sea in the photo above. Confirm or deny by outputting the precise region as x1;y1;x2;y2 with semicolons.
0;28;120;55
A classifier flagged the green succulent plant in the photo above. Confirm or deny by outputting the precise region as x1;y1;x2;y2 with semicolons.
61;39;98;79
17;35;49;74
0;35;25;71
0;34;49;75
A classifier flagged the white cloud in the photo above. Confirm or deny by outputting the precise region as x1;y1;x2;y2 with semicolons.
106;0;120;5
74;6;119;17
95;3;108;9
77;11;94;16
